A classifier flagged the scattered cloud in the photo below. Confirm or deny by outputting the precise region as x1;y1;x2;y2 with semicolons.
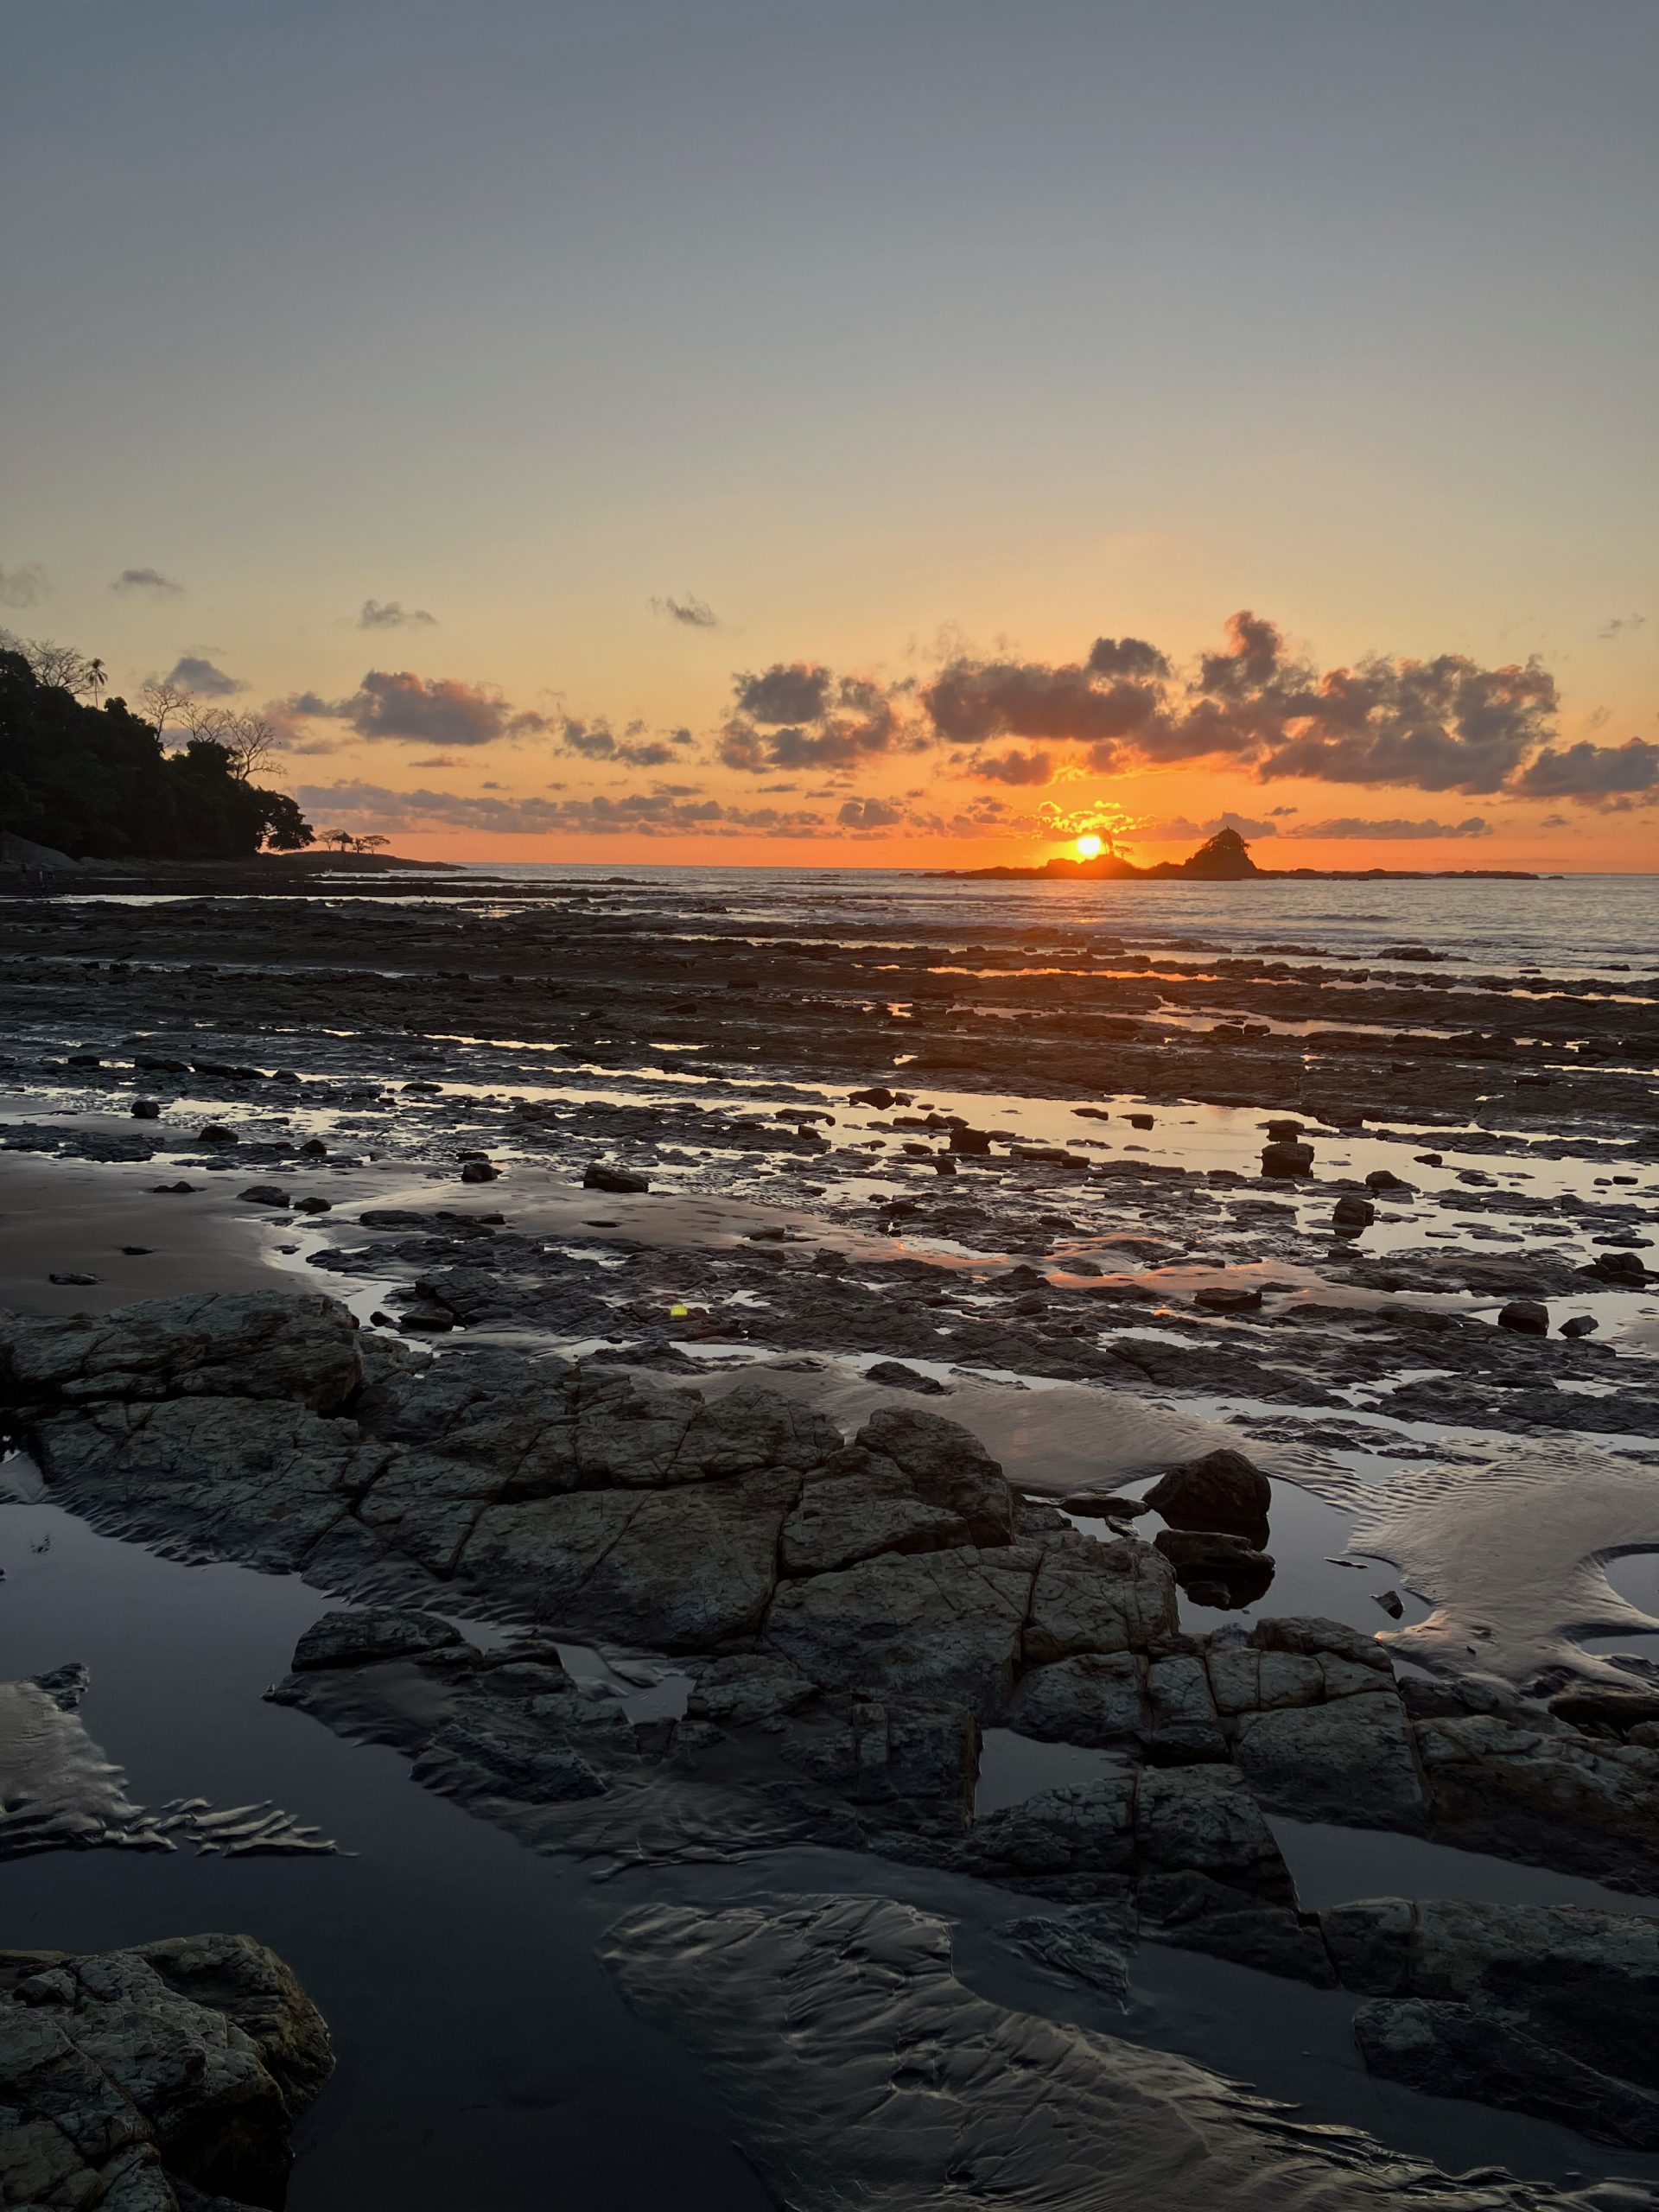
922;611;1567;797
556;715;694;769
0;563;49;609
719;664;920;774
1597;613;1645;641
293;779;833;839
964;747;1055;786
1281;815;1491;840
290;669;548;747
410;754;458;768
111;567;181;596
1132;810;1281;842
1508;736;1659;805
837;796;905;829
167;654;246;697
651;594;719;629
358;598;436;630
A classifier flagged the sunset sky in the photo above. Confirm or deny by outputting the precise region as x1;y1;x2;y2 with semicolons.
3;1;1655;870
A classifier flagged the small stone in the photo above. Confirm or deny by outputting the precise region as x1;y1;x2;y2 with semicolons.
1560;1314;1598;1338
1261;1140;1314;1178
1332;1195;1376;1230
292;1195;333;1214
300;1138;328;1157
584;1161;649;1193
149;1180;197;1193
48;1271;101;1286
460;1160;500;1184
238;1184;290;1208
1497;1299;1549;1336
849;1086;897;1109
864;1360;948;1395
197;1122;238;1145
1127;1112;1154;1130
130;1098;162;1119
1374;1588;1405;1619
1193;1284;1262;1313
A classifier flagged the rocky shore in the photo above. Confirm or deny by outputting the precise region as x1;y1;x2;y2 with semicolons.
0;870;1655;2202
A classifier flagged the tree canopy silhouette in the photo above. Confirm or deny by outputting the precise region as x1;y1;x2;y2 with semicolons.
0;647;313;859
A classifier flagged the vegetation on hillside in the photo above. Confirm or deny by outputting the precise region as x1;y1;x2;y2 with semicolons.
0;639;313;859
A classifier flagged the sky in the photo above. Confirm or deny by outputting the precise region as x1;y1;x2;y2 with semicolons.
3;0;1656;871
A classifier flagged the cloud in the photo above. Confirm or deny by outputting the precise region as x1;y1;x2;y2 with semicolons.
651;594;719;629
1597;613;1645;641
1540;814;1570;829
1508;736;1659;804
718;663;918;775
111;568;181;596
167;654;247;697
1134;810;1281;842
964;747;1055;786
292;779;835;840
294;670;548;747
410;755;458;768
0;563;49;609
734;663;834;724
1281;815;1491;840
837;796;905;829
358;599;436;630
556;715;689;769
922;612;1564;797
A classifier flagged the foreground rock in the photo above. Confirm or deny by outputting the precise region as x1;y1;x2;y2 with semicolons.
600;1893;1655;2212
1326;1898;1659;2150
0;1933;330;2209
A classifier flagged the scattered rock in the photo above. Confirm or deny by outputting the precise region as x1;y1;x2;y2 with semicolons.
1497;1300;1549;1336
1143;1447;1270;1534
583;1161;649;1193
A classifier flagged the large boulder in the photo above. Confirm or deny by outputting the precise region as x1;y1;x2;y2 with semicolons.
0;1936;330;2209
762;1546;1037;1719
1022;1533;1179;1663
0;1291;364;1413
780;1446;968;1576
463;1468;801;1649
1232;1694;1427;1829
1143;1447;1271;1534
850;1406;1016;1545
27;1395;385;1567
1329;1898;1659;2148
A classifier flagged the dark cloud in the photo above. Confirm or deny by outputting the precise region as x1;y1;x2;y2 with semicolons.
837;796;905;829
1087;636;1171;681
1597;613;1645;641
923;612;1567;798
556;715;684;769
1282;815;1491;840
965;747;1054;787
293;670;548;747
358;599;436;630
719;664;918;775
0;563;49;609
1508;737;1659;803
734;663;833;724
410;755;458;767
924;658;1160;756
167;655;247;697
651;594;719;629
111;568;181;596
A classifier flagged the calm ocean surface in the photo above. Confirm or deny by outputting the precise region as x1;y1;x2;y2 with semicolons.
464;864;1658;978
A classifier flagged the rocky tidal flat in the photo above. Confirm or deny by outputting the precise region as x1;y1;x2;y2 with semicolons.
2;870;1657;2207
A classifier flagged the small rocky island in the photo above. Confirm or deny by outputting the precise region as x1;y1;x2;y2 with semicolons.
935;825;1540;881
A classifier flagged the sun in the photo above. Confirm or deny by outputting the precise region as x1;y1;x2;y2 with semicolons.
1074;834;1104;860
